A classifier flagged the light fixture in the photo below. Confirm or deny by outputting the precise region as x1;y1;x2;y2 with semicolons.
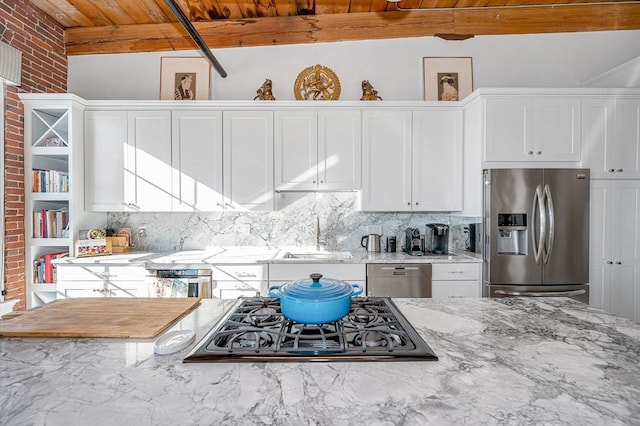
0;42;22;86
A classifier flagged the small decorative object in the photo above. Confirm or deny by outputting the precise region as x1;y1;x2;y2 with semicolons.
423;57;473;101
254;78;276;100
294;64;341;100
160;57;210;100
360;80;382;101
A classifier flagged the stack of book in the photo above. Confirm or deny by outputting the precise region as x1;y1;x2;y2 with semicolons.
33;251;68;283
33;208;69;238
32;169;69;192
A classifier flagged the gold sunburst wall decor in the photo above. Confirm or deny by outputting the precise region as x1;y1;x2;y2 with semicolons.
294;64;341;100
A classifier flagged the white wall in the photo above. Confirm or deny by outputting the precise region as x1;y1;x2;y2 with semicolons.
68;30;640;101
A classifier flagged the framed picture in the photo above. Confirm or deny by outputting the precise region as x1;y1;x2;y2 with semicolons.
423;57;473;101
160;57;210;100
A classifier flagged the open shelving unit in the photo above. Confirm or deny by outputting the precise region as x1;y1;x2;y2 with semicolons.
20;94;105;309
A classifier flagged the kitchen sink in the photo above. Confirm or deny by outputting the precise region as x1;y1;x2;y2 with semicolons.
280;251;353;260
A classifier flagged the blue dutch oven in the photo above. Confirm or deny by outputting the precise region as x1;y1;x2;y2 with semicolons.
268;273;363;324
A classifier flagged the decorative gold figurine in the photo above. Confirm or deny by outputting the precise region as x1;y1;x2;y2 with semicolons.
294;64;341;100
254;78;276;100
360;80;382;101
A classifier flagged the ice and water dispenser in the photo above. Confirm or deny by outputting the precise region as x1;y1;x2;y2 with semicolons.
497;213;527;255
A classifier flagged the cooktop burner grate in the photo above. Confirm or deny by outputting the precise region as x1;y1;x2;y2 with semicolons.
184;297;438;362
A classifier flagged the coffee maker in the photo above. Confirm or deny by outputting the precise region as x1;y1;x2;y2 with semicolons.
404;228;423;256
425;223;450;254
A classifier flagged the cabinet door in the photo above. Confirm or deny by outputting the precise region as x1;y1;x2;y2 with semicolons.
412;109;463;211
223;111;274;211
318;110;362;190
611;180;640;321
172;110;223;211
484;97;533;162
533;97;581;161
589;180;614;311
582;98;616;178
85;110;127;211
127;111;173;211
274;110;317;191
361;110;412;211
614;98;640;178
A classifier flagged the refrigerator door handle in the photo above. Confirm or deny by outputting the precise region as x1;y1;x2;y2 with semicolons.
531;184;546;265
494;289;586;297
543;184;555;265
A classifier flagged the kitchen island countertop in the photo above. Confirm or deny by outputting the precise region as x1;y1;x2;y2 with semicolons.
1;297;639;425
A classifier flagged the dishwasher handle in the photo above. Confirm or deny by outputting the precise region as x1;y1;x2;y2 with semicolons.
379;266;420;276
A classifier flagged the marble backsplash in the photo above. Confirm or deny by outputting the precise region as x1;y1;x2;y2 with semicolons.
108;192;481;254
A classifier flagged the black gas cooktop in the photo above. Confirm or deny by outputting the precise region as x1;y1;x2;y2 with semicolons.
184;297;438;362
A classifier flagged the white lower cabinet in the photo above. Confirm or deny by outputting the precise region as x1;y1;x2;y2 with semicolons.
268;263;367;295
55;264;149;298
211;264;269;299
589;180;640;321
431;263;481;298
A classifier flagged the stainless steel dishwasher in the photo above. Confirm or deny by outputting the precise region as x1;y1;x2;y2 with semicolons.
366;264;432;297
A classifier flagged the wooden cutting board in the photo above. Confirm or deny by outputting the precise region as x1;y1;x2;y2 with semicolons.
0;297;201;338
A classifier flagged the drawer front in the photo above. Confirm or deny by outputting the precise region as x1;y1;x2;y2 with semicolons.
56;265;147;281
431;263;480;281
210;265;268;281
269;263;366;281
214;281;267;299
432;280;481;298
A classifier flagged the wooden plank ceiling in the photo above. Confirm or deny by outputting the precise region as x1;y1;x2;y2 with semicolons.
29;0;640;55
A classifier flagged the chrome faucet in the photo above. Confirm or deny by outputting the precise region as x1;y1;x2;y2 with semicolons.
316;217;326;251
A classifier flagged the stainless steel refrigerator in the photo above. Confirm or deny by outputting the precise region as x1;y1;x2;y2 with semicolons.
483;168;590;303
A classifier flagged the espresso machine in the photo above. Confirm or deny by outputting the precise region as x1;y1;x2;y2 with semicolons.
404;228;423;256
425;223;450;254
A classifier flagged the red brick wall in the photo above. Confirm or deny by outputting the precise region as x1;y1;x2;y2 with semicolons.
1;0;67;310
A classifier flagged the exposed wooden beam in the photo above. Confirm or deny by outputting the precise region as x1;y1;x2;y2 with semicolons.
64;4;640;55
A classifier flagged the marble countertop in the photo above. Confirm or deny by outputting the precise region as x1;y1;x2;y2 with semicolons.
53;246;482;269
1;297;639;425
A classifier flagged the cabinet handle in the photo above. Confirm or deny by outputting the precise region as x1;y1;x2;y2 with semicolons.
615;261;622;265
216;203;224;208
536;151;542;155
407;202;411;206
606;261;613;264
616;169;623;172
528;151;534;155
608;169;616;172
320;180;324;184
225;203;236;209
415;202;419;205
313;180;316;184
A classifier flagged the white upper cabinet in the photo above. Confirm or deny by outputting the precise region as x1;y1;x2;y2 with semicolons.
484;96;581;162
126;111;173;211
361;110;412;211
360;108;462;212
86;109;173;212
172;110;223;211
412;109;463;211
223;110;274;211
274;109;361;191
582;97;640;179
85;110;127;211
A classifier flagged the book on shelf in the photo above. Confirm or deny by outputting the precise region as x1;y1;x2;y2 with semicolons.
33;208;69;238
33;250;68;284
32;169;69;193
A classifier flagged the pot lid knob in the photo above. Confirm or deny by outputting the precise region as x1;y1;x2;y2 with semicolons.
310;273;323;286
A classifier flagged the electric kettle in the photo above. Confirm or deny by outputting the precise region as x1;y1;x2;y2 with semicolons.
361;234;382;252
